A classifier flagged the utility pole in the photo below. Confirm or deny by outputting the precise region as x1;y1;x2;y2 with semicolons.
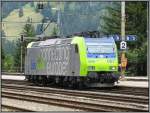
57;2;61;37
57;9;60;36
147;2;149;77
20;35;23;73
121;2;125;41
52;2;61;37
120;1;127;80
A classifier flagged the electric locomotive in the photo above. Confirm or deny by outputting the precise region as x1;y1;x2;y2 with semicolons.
25;36;119;87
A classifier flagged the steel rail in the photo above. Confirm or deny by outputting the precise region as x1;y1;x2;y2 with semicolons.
2;104;34;112
2;84;149;105
2;90;148;112
2;79;148;96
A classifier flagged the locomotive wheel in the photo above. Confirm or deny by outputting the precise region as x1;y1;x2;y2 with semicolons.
62;77;69;88
34;76;40;86
72;77;78;89
32;76;36;85
55;77;60;84
63;82;68;88
41;76;47;86
25;75;31;82
56;77;64;87
30;75;34;83
78;82;84;89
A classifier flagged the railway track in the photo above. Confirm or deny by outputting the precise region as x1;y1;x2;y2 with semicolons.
2;81;149;112
2;88;148;112
2;79;149;96
1;105;34;112
2;83;149;105
89;86;149;96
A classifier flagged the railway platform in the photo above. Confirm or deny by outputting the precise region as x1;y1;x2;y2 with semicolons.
114;76;149;88
124;76;148;81
2;75;25;81
116;80;148;88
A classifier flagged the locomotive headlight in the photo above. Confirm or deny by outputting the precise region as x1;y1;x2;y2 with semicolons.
112;67;115;70
109;66;116;70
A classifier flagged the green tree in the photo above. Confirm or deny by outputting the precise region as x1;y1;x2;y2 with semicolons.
3;54;14;72
100;2;147;76
2;29;6;37
126;2;147;76
22;17;36;37
52;25;58;36
2;38;16;71
18;7;23;17
100;2;121;35
13;39;21;72
2;48;5;61
14;18;36;72
1;48;5;69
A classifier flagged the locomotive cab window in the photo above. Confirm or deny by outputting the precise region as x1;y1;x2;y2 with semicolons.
85;38;116;58
87;45;115;54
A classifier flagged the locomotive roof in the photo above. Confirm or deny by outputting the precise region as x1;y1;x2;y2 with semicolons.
28;38;73;48
27;37;115;48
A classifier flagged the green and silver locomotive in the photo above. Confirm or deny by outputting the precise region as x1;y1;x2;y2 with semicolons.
25;36;119;87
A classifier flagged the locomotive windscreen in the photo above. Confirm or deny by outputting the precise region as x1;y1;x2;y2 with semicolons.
85;38;116;58
87;45;115;54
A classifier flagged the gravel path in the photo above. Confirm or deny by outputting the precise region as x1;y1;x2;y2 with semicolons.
2;75;25;80
2;98;82;111
116;81;148;88
2;88;148;112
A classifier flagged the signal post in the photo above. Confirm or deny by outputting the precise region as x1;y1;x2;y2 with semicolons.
120;1;127;80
